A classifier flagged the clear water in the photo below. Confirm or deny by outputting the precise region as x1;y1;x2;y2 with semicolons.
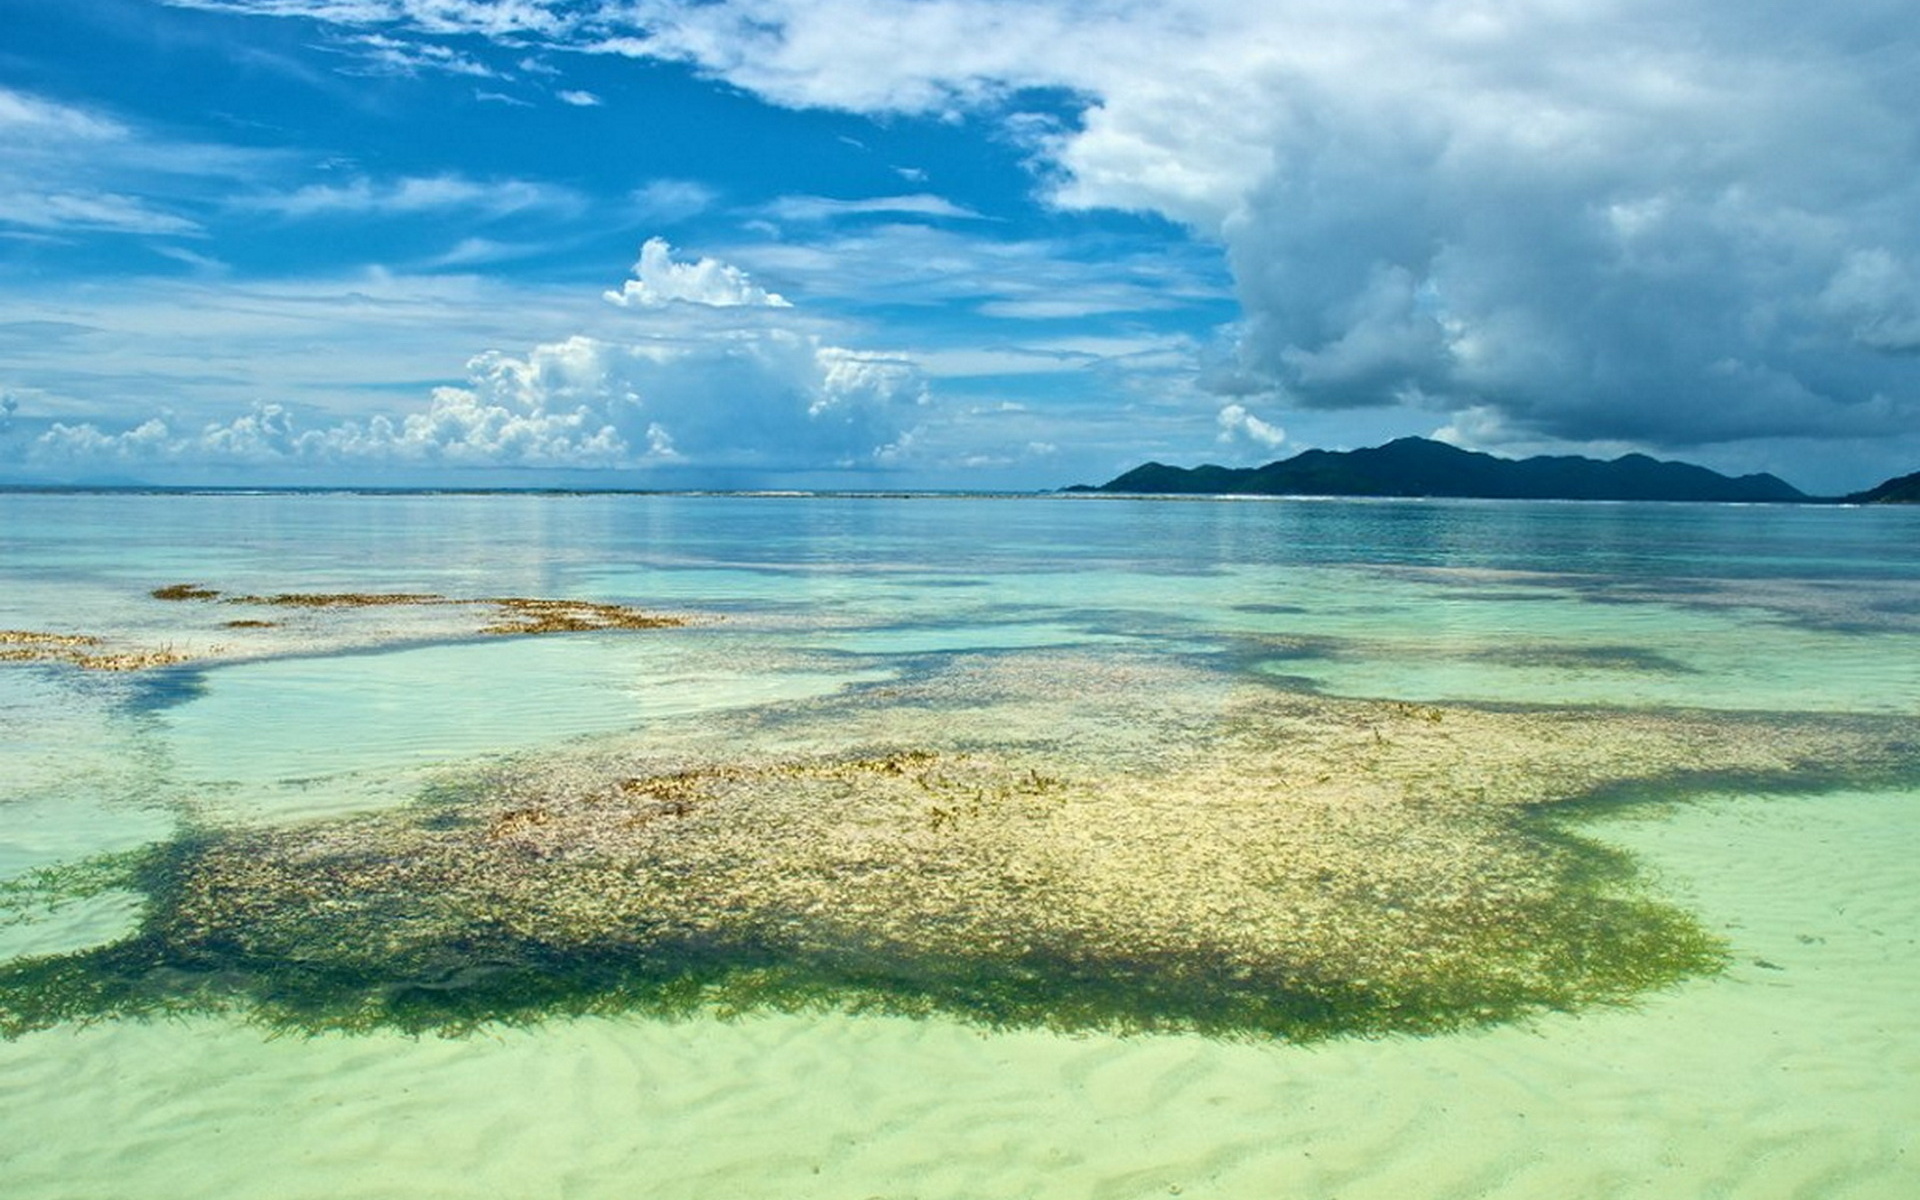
1;491;1916;1198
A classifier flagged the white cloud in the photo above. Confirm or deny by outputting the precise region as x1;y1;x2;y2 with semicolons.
24;332;924;473
48;2;1920;479
556;89;603;106
581;0;1113;115
603;238;792;308
1216;402;1285;450
421;236;552;268
761;193;982;223
249;174;580;218
163;1;573;38
30;378;631;471
629;179;718;224
0;269;603;434
0;87;127;143
152;245;231;273
13;248;925;477
724;221;1228;316
976;294;1173;320
906;329;1196;380
544;0;1920;455
346;32;498;77
0;86;221;236
905;349;1083;378
0;191;203;236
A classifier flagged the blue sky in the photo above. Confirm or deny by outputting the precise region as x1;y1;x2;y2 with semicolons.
2;0;1917;492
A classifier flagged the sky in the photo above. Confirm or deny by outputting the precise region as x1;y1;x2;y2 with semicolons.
1;0;1916;493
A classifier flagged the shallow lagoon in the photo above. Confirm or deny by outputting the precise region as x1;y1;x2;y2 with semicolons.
1;492;1916;1197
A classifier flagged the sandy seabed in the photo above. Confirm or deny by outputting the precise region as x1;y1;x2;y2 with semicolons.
3;494;1916;1200
1;786;1913;1200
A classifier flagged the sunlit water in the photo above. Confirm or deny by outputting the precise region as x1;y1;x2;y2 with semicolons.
1;491;1916;1198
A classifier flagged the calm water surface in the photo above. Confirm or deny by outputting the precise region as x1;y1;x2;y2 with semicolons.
1;492;1916;1198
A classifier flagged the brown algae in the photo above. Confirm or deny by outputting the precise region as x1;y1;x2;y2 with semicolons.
0;586;692;675
0;631;190;672
198;586;690;634
0;630;102;653
480;598;690;635
150;584;223;601
225;591;445;608
2;654;1911;1043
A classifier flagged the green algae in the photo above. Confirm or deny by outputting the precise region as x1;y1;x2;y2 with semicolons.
1;651;1912;1044
1480;644;1699;675
0;849;155;928
0;815;1724;1042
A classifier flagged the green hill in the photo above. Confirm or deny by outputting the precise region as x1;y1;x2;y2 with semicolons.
1844;471;1920;504
1081;438;1807;503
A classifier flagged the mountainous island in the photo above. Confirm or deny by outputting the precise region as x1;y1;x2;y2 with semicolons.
1071;437;1848;503
1843;470;1920;505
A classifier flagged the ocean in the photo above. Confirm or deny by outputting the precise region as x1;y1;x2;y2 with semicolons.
1;490;1916;1198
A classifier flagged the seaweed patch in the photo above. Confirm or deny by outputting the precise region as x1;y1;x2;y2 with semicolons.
480;598;689;635
1481;644;1700;675
2;656;1910;1043
0;586;699;675
0;630;101;653
1;630;191;672
206;587;693;634
150;584;222;601
225;591;445;608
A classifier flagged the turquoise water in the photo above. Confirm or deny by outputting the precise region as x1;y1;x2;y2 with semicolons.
1;492;1917;1197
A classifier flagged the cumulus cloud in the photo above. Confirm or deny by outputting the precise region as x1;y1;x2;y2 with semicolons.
1216;403;1285;451
583;0;1106;115
27;334;922;473
30;390;630;470
603;237;792;308
111;2;1920;464
18;244;925;477
460;0;1916;458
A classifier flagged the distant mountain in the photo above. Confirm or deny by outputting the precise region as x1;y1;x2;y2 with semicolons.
1073;438;1808;503
1843;470;1920;504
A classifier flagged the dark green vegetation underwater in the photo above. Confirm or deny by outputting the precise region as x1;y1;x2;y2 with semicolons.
3;653;1913;1043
